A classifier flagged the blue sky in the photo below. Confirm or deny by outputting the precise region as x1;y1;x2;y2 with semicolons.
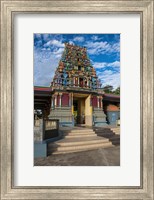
34;34;120;89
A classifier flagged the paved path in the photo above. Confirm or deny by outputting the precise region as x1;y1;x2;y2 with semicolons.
34;146;120;166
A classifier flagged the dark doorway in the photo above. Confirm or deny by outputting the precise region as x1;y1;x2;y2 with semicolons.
73;100;78;125
79;78;83;87
73;98;85;125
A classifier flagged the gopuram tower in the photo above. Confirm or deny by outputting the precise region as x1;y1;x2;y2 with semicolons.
49;43;107;127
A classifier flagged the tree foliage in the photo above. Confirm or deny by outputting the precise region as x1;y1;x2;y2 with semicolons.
102;85;120;95
113;86;120;95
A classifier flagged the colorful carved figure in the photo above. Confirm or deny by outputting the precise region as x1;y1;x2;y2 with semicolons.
49;43;107;127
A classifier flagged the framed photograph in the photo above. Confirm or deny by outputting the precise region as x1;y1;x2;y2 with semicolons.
0;0;153;199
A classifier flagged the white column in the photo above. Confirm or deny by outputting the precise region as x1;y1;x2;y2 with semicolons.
59;94;62;107
87;79;89;87
100;97;103;108
97;96;99;108
54;95;57;107
78;77;79;86
83;79;85;87
69;93;72;106
51;97;54;108
73;77;75;86
89;81;91;88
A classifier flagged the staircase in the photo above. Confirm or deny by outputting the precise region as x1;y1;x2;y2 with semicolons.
47;127;113;155
94;127;120;146
110;127;120;135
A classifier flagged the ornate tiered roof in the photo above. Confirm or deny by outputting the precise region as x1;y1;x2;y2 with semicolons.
51;43;102;90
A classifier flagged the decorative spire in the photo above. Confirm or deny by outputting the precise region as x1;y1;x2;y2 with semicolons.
51;43;101;90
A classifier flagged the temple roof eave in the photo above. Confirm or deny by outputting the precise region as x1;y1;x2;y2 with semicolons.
51;87;104;96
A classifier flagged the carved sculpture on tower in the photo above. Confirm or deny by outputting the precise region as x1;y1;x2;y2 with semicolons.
49;43;107;126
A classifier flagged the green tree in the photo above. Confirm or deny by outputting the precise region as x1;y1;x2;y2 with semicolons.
113;86;120;95
102;85;114;94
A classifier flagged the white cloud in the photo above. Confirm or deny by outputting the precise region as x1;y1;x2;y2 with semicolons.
34;50;60;86
93;61;120;89
91;35;99;41
53;47;64;59
53;48;64;55
69;41;75;45
93;61;120;69
41;48;46;51
86;41;120;55
93;62;106;69
91;35;103;41
98;72;120;89
42;34;51;41
110;61;120;67
35;33;42;39
73;36;84;42
44;39;64;48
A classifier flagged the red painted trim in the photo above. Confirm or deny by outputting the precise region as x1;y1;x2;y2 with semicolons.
103;93;120;98
34;87;52;92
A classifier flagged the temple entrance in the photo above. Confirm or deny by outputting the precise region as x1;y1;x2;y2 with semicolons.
72;93;92;126
73;98;85;125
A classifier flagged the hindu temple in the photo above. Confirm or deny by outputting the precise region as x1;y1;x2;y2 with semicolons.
48;43;107;127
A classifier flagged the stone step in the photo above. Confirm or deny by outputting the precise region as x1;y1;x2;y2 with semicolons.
51;149;92;155
63;132;95;136
111;128;120;130
94;129;113;133
50;145;112;155
96;132;115;138
63;130;95;134
111;129;120;135
109;135;120;141
50;137;109;147
110;127;120;130
64;134;96;138
109;138;120;145
48;142;113;154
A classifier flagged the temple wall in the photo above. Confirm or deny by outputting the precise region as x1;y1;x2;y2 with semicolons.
62;93;69;106
93;108;107;126
49;106;73;127
92;96;97;108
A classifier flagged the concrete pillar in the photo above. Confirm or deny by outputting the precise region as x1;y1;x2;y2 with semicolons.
85;95;92;126
89;81;91;88
71;93;74;115
59;94;61;107
73;77;75;86
87;79;89;87
34;118;45;142
54;95;57;107
100;97;103;108
69;93;72;106
97;96;99;108
59;94;62;107
51;97;54;108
